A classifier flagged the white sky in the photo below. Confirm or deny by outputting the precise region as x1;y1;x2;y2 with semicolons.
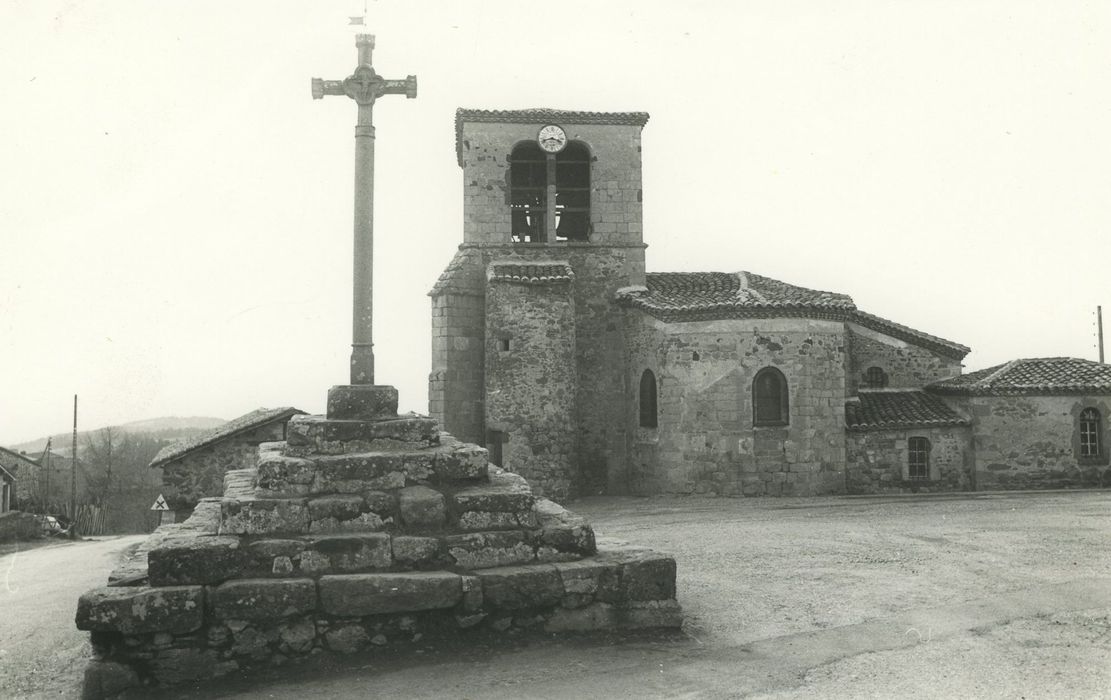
2;1;1109;445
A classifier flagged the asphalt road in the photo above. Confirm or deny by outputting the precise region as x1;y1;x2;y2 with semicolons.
3;491;1110;699
0;534;146;698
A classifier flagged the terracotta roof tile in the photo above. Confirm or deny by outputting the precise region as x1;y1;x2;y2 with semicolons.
429;248;485;297
488;261;574;285
616;271;855;321
455;107;649;166
845;391;969;431
929;357;1111;395
149;407;305;469
852;310;970;360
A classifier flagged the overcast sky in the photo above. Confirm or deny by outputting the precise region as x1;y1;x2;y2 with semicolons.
2;1;1109;445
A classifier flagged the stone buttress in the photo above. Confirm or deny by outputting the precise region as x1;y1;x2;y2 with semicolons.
76;385;680;694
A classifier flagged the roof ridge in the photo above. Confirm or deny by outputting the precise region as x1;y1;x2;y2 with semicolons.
980;359;1022;387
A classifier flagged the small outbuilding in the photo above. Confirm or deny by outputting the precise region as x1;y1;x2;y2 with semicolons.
928;357;1111;490
150;407;305;515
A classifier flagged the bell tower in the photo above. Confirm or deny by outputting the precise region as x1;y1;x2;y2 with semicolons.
430;108;650;499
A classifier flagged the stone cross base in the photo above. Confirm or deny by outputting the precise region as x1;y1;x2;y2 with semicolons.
75;386;680;695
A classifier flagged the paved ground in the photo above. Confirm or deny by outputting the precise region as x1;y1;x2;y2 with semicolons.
2;491;1109;698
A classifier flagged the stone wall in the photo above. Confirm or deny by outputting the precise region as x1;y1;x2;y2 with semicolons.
429;282;486;446
964;394;1111;489
485;274;577;500
161;422;287;513
846;324;962;392
845;426;973;493
0;511;41;542
623;315;848;496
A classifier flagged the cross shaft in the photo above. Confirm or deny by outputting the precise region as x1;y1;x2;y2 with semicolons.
312;34;417;385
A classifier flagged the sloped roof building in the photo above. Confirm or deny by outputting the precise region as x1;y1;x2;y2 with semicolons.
430;108;1108;498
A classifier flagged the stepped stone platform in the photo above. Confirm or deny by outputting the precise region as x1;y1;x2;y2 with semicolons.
76;385;680;696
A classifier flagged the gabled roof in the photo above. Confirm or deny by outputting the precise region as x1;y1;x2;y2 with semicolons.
149;407;305;469
0;446;41;471
0;462;15;482
455;107;650;166
615;271;856;322
488;261;574;285
845;391;969;431
851;310;970;360
928;357;1111;396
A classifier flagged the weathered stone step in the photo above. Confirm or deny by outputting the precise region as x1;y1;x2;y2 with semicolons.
83;543;680;639
150;500;595;586
286;414;439;453
326;384;399;421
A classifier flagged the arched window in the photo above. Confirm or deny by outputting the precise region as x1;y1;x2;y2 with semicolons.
864;366;887;388
752;367;788;426
908;437;930;480
509;139;591;243
1079;408;1101;458
639;369;658;428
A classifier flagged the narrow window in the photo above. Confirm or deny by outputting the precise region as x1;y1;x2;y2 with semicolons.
908;437;930;480
510;142;547;243
639;369;658;428
753;367;789;426
554;142;590;242
1080;408;1101;458
509;139;591;243
497;338;511;352
864;366;887;388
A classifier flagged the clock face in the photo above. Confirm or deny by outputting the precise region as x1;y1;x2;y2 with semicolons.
537;124;568;153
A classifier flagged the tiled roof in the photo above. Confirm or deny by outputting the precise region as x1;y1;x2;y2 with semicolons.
615;271;856;322
0;446;40;471
851;310;970;360
928;357;1111;395
488;261;574;285
845;391;969;431
149;407;305;469
429;247;485;297
455;107;650;166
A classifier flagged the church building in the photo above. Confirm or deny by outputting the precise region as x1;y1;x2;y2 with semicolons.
430;108;1111;500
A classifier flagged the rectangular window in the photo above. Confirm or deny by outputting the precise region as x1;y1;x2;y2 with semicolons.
907;437;930;480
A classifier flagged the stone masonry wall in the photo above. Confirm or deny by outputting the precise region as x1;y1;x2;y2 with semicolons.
846;324;962;393
623;314;848;496
429;287;486;446
162;422;287;513
966;394;1111;489
485;276;577;501
845;426;972;494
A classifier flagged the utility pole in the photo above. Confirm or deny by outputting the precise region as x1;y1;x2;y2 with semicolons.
70;394;78;539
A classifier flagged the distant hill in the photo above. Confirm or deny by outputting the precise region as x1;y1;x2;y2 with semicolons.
7;416;227;455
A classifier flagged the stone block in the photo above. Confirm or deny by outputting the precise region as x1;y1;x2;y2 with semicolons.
325;623;368;653
148;535;249;586
544;602;616;632
286;415;438;449
452;470;534;513
460;574;483;612
553;559;620;605
209;578;317;621
308;495;366;521
255;455;316;497
445;531;535;569
219;498;309;535
301;533;391;574
82;660;140;699
616;599;683;628
278;617;316;654
392;535;443;568
399;485;446;528
148;648;238;685
318;572;462;615
455;510;523;531
312;451;437;492
432;443;489;480
326;384;399;420
620;553;677;601
532;498;596;557
76;586;203;635
477;564;562;611
309;511;388;534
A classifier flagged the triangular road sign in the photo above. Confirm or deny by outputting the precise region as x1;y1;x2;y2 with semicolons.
151;494;170;511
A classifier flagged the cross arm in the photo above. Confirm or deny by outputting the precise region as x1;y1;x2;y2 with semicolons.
311;78;346;100
377;75;418;99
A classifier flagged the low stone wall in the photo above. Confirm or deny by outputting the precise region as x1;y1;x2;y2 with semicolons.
79;535;678;692
0;510;41;542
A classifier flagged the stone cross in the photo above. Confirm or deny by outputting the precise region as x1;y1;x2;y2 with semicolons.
312;34;417;385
